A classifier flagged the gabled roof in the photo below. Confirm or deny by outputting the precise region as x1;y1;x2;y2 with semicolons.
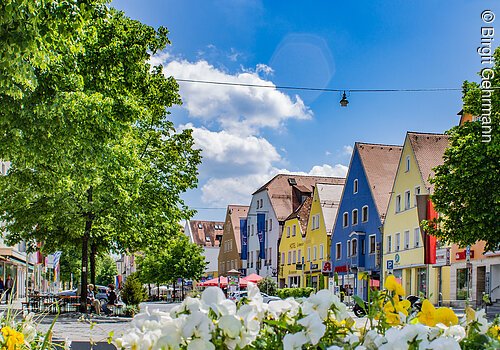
407;132;450;191
227;205;249;253
253;174;345;221
285;196;313;235
315;183;344;235
356;142;403;221
188;220;225;247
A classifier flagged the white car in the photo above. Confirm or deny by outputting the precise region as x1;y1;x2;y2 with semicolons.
230;291;280;303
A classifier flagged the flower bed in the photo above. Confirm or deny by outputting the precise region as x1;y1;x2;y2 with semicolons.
115;276;500;349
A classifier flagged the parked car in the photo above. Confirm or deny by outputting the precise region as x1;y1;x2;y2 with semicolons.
230;290;281;303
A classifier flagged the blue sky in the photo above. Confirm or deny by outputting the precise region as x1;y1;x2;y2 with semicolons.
112;0;498;221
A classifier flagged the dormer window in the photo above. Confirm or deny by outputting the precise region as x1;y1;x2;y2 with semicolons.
205;236;211;242
198;223;203;229
353;179;358;194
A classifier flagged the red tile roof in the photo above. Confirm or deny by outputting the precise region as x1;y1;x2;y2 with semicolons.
253;174;345;221
356;142;403;222
285;196;313;235
188;220;225;247
407;132;450;191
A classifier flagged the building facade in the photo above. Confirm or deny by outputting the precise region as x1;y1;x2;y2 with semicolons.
304;183;343;290
184;220;224;280
218;205;249;276
278;197;311;288
244;174;345;281
332;143;402;300
382;132;450;304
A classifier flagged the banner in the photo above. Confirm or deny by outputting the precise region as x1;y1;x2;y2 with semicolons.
257;213;266;259
240;218;248;260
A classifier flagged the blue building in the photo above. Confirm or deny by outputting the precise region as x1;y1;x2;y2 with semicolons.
331;142;402;299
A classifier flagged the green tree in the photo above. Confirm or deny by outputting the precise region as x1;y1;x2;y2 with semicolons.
0;6;201;311
120;272;147;307
257;277;278;296
59;245;82;289
96;254;118;286
1;0;105;99
425;48;500;252
137;234;206;286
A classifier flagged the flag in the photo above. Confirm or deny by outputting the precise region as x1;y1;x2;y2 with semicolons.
257;213;266;259
240;218;248;260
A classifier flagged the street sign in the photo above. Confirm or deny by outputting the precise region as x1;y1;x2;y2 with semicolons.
295;263;303;270
466;246;471;262
387;260;394;270
395;254;400;263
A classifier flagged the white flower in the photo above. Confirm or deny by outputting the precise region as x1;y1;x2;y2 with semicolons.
154;321;183;350
302;289;341;320
475;309;490;333
297;312;326;345
181;310;213;341
187;338;215;350
283;331;308;350
362;329;386;349
218;314;242;338
326;346;343;350
442;325;466;341
201;287;226;314
426;337;461;350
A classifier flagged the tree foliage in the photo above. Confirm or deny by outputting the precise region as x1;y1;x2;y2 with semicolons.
257;277;278;296
426;48;500;252
0;4;201;309
137;234;206;285
96;254;118;286
121;272;147;307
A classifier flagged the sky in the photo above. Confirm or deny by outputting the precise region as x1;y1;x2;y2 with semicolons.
111;0;498;221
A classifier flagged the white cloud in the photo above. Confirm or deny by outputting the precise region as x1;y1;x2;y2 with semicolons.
308;164;348;177
255;63;274;75
343;145;354;156
183;124;280;175
162;59;312;135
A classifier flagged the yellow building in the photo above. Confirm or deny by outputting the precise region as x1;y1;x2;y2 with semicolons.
382;132;451;304
278;197;311;288
303;183;344;290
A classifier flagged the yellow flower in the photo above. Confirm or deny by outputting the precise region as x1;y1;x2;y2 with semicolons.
1;326;24;350
418;299;437;327
435;307;458;327
465;306;475;323
384;275;405;296
382;297;410;325
489;325;500;340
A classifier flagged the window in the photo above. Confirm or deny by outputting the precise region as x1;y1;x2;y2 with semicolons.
395;232;401;251
352;238;358;256
312;214;320;230
251;224;254;236
352;209;358;225
292;225;296;236
353;179;358;194
414;186;421;207
405;155;410;172
387;235;392;253
362;206;368;222
396;195;401;213
281;252;285;265
313;246;317;260
414;228;420;247
298;249;302;263
287;226;290;237
307;247;311;261
369;235;376;254
405;190;411;210
292;250;296;264
343;212;349;227
347;240;351;257
268;248;272;265
320;244;324;259
336;243;341;260
265;220;268;232
222;261;225;272
404;230;410;249
269;219;273;231
288;251;291;264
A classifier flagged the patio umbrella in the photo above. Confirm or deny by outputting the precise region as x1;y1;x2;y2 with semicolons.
243;273;263;283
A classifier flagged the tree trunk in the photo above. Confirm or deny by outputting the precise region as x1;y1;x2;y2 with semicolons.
90;242;97;286
172;280;176;302
80;186;94;313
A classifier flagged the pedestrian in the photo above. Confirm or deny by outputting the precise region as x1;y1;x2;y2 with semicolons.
5;275;13;303
0;278;4;304
103;284;117;315
87;284;101;315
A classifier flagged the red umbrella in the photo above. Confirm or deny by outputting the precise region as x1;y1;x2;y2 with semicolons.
243;273;263;283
